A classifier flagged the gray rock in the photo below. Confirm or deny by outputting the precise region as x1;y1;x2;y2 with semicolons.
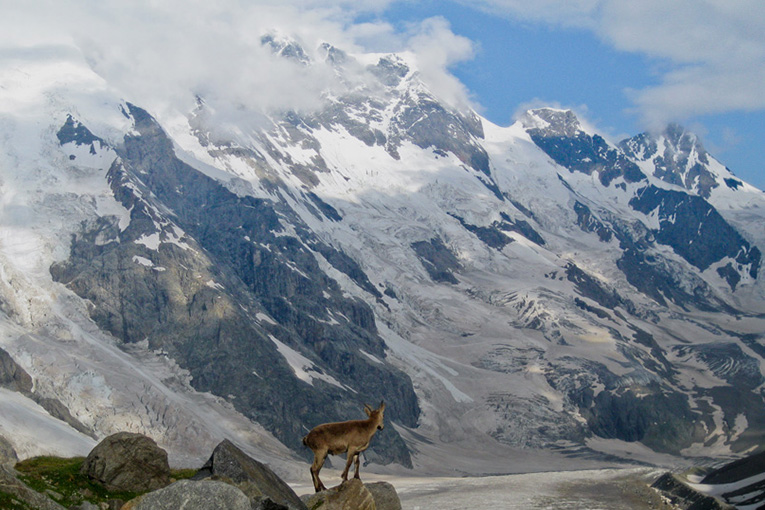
301;479;375;510
123;479;250;510
0;347;33;392
0;433;18;466
365;481;402;510
193;439;306;510
0;465;67;510
80;432;170;492
70;502;99;510
252;497;289;510
652;473;735;510
32;395;94;438
299;479;401;510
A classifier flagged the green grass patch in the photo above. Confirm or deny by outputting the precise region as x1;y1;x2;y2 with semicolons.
15;456;139;507
14;455;200;507
15;456;196;507
0;490;36;510
171;467;198;481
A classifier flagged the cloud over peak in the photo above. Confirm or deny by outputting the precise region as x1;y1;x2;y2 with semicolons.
0;0;479;130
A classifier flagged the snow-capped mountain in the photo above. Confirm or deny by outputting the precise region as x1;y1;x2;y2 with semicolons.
1;34;764;474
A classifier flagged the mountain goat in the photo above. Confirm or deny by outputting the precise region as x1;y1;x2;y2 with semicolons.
302;401;385;492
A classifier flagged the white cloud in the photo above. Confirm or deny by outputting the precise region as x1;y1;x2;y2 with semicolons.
456;0;765;126
406;17;477;108
0;0;480;129
13;0;760;136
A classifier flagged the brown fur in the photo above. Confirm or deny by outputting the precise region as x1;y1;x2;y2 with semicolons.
302;401;385;492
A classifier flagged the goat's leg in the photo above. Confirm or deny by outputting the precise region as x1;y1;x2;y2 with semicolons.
310;449;328;492
341;447;358;481
353;452;361;480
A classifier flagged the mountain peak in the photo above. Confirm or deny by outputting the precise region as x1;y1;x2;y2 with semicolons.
260;33;311;64
663;123;704;153
619;123;731;198
367;54;414;88
520;108;582;138
318;42;349;67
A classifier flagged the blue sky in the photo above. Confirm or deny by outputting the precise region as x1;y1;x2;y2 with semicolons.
372;1;765;190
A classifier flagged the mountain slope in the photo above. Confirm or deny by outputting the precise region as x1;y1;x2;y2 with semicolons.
1;36;764;473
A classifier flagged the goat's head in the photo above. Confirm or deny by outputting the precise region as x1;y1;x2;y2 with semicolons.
364;401;385;430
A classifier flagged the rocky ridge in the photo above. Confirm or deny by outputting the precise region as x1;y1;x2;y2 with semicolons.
0;431;402;510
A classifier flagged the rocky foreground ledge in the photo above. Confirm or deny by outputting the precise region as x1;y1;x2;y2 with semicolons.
0;432;401;510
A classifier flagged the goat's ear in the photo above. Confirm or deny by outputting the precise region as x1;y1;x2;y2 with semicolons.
379;400;385;411
364;404;373;416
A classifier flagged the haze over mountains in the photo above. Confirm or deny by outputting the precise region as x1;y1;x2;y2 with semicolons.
1;32;764;477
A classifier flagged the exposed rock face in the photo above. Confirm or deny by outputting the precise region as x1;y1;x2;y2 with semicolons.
193;439;307;510
411;237;461;284
684;450;765;508
620;124;721;199
629;185;761;278
123;479;251;510
80;432;171;492
652;473;734;510
702;450;765;485
0;347;33;392
524;108;646;186
0;434;17;466
50;104;418;467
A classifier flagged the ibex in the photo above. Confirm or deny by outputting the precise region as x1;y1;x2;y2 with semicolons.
302;401;385;493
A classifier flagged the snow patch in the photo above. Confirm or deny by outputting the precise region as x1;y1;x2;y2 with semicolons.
269;335;350;391
134;232;161;250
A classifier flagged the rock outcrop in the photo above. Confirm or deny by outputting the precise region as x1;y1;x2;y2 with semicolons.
300;479;403;510
80;432;171;492
0;434;18;466
0;465;67;510
652;473;734;510
365;482;402;510
301;479;376;510
122;479;251;510
193;439;306;510
0;430;401;510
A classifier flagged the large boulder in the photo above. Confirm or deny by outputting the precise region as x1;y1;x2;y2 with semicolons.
193;439;306;510
301;479;403;510
366;482;402;510
301;479;376;510
80;432;170;492
122;479;250;510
